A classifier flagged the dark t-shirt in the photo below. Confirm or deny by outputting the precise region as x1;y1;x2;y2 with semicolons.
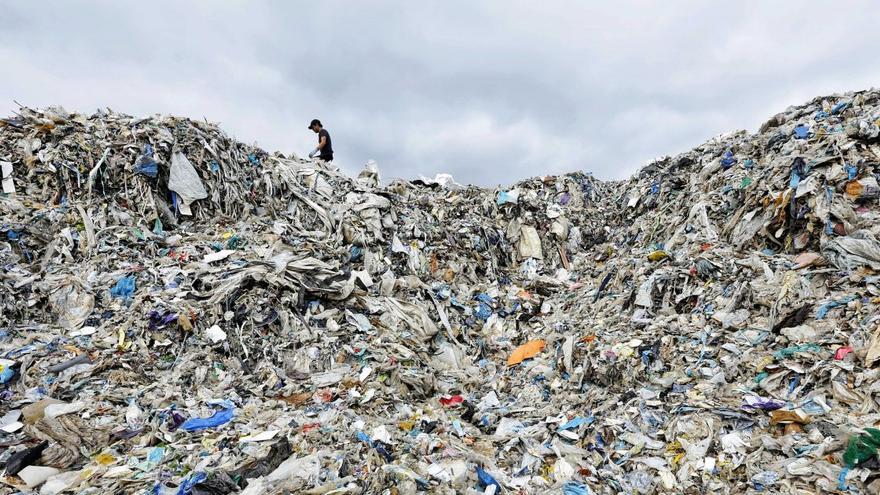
318;129;333;160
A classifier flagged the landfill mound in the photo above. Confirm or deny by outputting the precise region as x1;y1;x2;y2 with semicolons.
2;90;880;494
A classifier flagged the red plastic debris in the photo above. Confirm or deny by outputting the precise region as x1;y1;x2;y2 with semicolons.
302;422;321;433
439;395;464;407
314;389;334;403
835;346;854;360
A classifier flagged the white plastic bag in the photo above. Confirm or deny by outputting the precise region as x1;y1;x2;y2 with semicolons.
168;152;208;214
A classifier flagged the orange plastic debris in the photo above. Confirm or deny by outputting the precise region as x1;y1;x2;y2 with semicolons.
507;339;546;366
846;180;864;197
769;409;811;425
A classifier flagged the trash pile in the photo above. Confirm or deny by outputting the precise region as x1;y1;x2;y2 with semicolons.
3;89;880;494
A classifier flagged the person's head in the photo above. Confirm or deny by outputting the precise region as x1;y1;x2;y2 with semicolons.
308;119;322;133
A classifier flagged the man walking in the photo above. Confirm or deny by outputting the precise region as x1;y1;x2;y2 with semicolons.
308;119;333;162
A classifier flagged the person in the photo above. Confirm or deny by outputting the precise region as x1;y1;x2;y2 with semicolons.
307;119;333;162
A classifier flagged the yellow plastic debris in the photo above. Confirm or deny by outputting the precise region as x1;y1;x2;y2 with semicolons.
647;250;669;262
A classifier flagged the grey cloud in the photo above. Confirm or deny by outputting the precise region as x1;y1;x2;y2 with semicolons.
2;1;880;185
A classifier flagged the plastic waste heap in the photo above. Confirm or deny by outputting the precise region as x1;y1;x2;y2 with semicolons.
3;91;880;493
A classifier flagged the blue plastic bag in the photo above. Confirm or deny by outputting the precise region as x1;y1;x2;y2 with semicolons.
134;144;159;178
832;101;850;115
475;293;494;304
146;446;164;466
356;431;392;460
838;467;849;491
0;364;14;384
816;295;858;319
558;416;594;431
563;481;591;495
720;150;736;169
356;431;372;445
373;441;393;461
350;246;363;262
793;124;810;139
846;164;858;180
475;302;493;320
497;190;518;205
134;160;158;178
181;400;234;432
110;275;136;300
175;472;207;495
476;466;501;492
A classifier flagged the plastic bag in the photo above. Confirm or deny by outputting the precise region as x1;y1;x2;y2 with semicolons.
1;160;14;194
168;152;208;213
134;144;158;178
793;124;811;139
558;416;594;431
497;189;519;205
563;482;591;495
174;472;207;495
181;400;234;432
843;428;880;467
475;466;501;492
110;275;136;300
48;281;95;329
720;150;736;169
518;225;543;259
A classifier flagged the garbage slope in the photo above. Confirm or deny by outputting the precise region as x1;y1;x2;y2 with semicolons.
1;90;880;494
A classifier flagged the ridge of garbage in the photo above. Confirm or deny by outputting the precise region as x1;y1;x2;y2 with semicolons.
2;88;880;493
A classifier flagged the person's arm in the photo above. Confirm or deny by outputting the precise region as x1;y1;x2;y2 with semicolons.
309;132;327;158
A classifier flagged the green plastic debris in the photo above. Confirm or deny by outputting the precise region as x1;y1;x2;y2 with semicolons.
740;177;753;189
773;343;821;360
844;428;880;467
226;235;247;250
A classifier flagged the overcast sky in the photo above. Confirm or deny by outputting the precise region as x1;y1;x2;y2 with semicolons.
2;1;879;186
